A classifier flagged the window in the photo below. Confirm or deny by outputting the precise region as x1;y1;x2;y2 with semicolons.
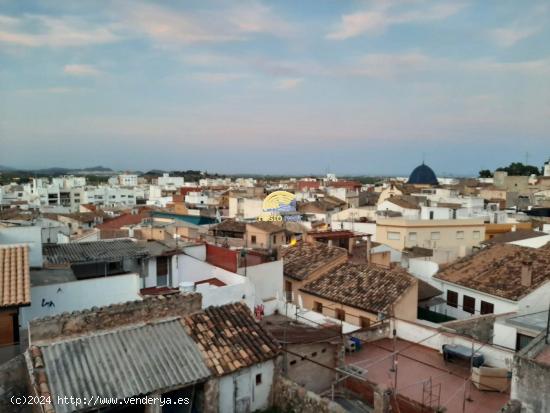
387;231;401;240
290;360;297;366
272;235;277;244
516;334;533;351
463;295;476;314
452;209;457;219
251;235;257;244
255;374;262;385
429;211;434;220
409;232;417;242
335;308;345;321
431;232;440;240
156;256;169;286
480;301;494;315
456;231;464;239
311;352;317;357
360;317;371;329
447;290;458;308
314;301;323;313
473;231;481;240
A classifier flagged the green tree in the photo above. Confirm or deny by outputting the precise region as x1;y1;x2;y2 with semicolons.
496;162;540;176
478;169;493;178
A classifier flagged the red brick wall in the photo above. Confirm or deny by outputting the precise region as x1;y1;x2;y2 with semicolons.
206;244;238;273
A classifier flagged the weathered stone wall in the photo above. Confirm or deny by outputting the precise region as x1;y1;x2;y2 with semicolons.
272;377;346;413
442;314;496;343
29;293;202;342
201;379;219;413
0;355;32;413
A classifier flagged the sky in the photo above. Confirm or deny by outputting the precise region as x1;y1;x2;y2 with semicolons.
0;0;549;176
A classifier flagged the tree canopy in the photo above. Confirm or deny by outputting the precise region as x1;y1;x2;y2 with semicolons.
496;162;541;176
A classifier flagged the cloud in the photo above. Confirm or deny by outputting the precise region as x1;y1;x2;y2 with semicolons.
276;78;303;90
191;72;249;84
489;26;540;47
0;14;119;47
63;64;101;77
117;1;293;46
326;2;465;40
349;52;440;78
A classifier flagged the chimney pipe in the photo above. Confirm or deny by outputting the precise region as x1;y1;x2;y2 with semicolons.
328;239;333;249
366;234;372;264
521;257;533;287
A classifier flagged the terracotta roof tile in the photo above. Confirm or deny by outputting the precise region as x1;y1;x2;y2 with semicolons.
435;243;550;301
281;241;348;281
0;245;31;308
300;263;416;314
182;302;280;376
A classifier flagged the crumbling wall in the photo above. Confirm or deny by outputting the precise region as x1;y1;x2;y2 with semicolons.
0;355;31;413
272;377;346;413
442;314;496;343
29;293;202;342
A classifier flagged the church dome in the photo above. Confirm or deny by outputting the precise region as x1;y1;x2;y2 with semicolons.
407;163;438;185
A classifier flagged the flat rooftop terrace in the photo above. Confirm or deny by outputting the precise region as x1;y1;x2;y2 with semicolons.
346;338;509;413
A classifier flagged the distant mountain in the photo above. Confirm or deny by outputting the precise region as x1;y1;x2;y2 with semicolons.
0;165;114;175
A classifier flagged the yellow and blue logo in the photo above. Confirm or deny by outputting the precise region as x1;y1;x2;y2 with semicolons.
258;191;300;222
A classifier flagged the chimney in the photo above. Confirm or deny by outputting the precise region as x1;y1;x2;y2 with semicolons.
521;257;533;287
366;234;372;264
512;225;517;232
328;239;333;249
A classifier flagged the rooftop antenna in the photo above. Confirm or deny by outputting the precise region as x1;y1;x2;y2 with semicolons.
422;152;426;165
525;152;530;166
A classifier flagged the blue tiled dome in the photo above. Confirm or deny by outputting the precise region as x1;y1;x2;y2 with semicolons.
407;163;438;185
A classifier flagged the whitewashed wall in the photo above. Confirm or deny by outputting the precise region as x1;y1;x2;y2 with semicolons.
393;319;514;369
20;273;142;326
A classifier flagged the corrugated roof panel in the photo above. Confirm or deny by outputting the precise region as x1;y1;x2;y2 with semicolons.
40;319;210;413
43;240;148;264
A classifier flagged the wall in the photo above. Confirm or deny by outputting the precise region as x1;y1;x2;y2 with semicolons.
393;318;515;369
21;273;142;327
206;243;238;273
177;255;256;310
29;292;202;342
511;333;550;413
218;360;275;413
299;280;417;325
331;220;377;239
0;355;30;413
376;218;485;259
272;376;346;413
286;342;340;393
0;226;43;267
433;280;518;320
182;244;206;261
239;260;283;315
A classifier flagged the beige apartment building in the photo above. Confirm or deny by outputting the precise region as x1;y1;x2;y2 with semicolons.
376;217;485;263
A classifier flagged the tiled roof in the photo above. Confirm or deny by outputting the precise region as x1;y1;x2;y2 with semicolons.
29;319;210;413
183;302;280;376
97;210;151;229
435;243;550;301
246;221;285;233
281;241;348;281
482;230;546;246
385;196;420;210
300;263;416;314
43;239;148;264
0;245;30;308
212;219;246;233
